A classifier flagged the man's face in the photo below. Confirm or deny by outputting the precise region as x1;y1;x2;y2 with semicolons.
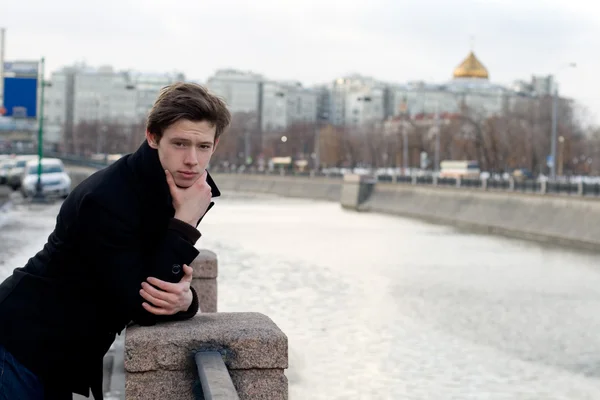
146;119;219;188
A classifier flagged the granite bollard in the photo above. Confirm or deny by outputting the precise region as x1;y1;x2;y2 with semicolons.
125;312;288;399
340;173;376;211
190;249;218;313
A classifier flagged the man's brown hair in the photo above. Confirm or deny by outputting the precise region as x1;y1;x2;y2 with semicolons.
146;82;231;142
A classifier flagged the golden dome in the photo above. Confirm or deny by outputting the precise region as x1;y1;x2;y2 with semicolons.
453;51;489;79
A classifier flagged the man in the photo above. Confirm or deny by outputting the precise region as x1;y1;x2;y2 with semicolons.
0;82;231;399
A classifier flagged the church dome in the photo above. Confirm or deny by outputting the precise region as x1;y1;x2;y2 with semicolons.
453;51;489;79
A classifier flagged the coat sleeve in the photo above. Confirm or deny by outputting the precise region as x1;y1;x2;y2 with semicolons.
76;196;200;326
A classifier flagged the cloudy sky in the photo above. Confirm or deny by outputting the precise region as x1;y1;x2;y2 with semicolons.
3;0;600;123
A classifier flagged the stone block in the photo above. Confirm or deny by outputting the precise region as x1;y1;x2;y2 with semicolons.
126;369;196;400
191;278;217;313
191;249;218;279
230;369;288;400
125;313;288;373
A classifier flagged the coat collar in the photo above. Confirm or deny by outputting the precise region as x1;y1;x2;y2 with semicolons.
127;141;221;213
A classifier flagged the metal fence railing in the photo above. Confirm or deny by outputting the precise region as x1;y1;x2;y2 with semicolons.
6;151;597;199
207;169;600;198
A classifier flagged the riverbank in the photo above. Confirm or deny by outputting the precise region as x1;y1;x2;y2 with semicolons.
211;173;600;252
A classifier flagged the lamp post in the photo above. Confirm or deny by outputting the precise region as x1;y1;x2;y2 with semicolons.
280;135;288;173
550;62;576;181
402;116;408;175
434;100;441;173
558;135;565;177
32;57;46;202
313;122;320;172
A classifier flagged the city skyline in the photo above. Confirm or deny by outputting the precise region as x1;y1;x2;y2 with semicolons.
3;0;600;124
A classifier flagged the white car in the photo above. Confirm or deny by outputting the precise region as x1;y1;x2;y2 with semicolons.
7;155;38;189
21;158;72;199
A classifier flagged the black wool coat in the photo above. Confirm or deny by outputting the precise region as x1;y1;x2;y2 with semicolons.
0;141;219;398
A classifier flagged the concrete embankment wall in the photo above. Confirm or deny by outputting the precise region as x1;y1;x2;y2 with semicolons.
364;183;600;251
213;173;600;251
213;173;343;202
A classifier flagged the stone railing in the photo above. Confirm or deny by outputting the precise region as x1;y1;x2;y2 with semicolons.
191;250;218;313
124;250;288;399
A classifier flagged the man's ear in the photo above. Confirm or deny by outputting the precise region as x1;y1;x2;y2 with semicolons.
212;138;220;154
146;131;159;149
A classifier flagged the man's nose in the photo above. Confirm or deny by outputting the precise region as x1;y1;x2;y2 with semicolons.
183;149;198;165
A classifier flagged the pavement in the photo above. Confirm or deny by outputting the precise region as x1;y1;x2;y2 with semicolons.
0;185;10;205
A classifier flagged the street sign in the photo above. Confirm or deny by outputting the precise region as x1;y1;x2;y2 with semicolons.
546;155;554;168
3;61;38;77
2;60;39;119
3;77;38;118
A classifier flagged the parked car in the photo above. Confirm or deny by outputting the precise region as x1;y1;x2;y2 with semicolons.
7;155;38;190
0;159;16;184
20;158;71;199
439;160;480;179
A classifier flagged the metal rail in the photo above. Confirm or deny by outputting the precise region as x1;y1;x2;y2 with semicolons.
195;351;240;400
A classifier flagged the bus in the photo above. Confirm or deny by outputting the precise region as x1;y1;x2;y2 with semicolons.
439;160;480;179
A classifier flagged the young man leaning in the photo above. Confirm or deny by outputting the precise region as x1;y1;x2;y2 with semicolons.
0;82;231;399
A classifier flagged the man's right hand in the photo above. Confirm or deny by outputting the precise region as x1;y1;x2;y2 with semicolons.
166;170;212;226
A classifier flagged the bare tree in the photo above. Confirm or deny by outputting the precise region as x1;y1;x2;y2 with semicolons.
317;125;345;168
211;112;260;168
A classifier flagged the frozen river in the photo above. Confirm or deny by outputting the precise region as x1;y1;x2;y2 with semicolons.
1;193;600;399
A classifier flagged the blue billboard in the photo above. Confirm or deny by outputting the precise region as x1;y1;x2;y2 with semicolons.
3;77;38;118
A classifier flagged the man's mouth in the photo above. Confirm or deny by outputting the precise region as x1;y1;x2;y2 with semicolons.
178;171;197;178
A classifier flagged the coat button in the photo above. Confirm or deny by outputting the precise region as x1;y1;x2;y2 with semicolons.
172;264;181;274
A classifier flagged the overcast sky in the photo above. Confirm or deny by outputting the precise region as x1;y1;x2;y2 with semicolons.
3;0;600;124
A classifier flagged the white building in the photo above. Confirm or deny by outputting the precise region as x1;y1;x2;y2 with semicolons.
315;52;548;130
344;87;385;126
205;69;263;114
131;71;185;120
261;81;318;132
43;64;185;150
283;82;318;125
385;52;519;121
43;68;71;146
326;74;387;127
72;66;137;125
205;70;318;132
260;82;287;132
38;53;563;152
